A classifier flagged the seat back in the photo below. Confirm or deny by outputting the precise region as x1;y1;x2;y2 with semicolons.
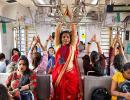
84;76;112;100
36;74;50;100
0;73;9;85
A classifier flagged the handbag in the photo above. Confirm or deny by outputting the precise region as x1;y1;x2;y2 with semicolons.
20;91;34;100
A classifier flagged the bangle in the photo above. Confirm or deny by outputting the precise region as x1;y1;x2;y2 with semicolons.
88;42;91;44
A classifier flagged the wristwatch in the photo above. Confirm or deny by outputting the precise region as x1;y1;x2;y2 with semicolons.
18;86;21;90
18;86;22;91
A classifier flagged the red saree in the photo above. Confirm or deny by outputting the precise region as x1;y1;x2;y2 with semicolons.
52;45;80;100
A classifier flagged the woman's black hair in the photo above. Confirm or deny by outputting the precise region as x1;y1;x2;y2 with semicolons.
113;54;124;72
59;30;71;44
32;52;41;70
0;84;10;100
0;53;5;60
48;47;55;54
90;51;100;64
82;55;90;64
52;32;55;39
34;45;38;51
90;51;106;76
18;55;31;75
48;46;55;50
122;62;130;72
11;48;21;57
82;55;91;75
48;47;55;60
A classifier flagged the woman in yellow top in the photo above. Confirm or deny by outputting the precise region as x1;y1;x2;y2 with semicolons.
111;62;130;100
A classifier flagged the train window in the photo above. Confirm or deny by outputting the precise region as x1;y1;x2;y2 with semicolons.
13;27;25;55
13;26;36;55
100;27;110;56
13;27;18;48
112;27;124;44
100;27;124;57
0;30;1;52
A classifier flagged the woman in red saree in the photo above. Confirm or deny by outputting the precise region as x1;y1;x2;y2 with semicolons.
52;8;82;100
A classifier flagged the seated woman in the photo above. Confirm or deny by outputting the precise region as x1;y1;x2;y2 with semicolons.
6;55;37;100
0;53;6;73
109;33;126;76
6;48;21;73
110;54;124;76
83;35;106;76
11;48;20;63
111;62;130;100
28;35;48;74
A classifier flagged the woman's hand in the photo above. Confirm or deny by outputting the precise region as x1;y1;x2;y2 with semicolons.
47;35;52;41
111;36;117;47
32;38;38;46
9;88;20;97
32;36;36;41
91;34;98;43
21;85;29;91
67;7;72;20
64;6;72;20
8;91;14;97
124;92;130;100
36;35;41;43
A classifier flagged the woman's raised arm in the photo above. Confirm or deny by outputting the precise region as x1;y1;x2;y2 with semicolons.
55;22;62;47
71;23;77;46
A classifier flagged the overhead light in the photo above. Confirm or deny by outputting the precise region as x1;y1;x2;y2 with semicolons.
91;0;98;5
34;0;50;4
37;0;45;4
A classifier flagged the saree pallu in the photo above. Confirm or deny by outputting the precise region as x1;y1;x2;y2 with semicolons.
52;45;79;100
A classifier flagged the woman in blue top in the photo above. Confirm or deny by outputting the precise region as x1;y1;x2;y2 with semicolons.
47;47;55;74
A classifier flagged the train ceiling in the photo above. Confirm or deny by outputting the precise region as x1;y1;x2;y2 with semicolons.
0;0;130;24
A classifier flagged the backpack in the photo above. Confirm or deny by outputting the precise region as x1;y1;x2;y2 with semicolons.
91;87;111;100
117;80;130;100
